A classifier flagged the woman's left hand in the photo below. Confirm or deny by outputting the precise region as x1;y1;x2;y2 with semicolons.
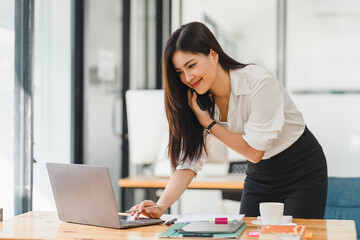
187;89;213;128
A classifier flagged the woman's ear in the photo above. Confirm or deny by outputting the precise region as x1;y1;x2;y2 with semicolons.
209;49;219;63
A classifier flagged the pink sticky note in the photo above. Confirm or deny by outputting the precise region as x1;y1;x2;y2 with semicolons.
248;231;260;237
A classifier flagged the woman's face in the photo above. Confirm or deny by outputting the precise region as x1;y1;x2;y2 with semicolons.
172;50;218;95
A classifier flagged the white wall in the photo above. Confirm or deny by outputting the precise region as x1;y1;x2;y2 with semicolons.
287;0;360;177
287;0;360;91
32;0;72;211
292;94;360;177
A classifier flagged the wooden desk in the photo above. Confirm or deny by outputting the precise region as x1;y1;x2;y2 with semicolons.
0;211;357;240
119;175;245;190
119;175;245;211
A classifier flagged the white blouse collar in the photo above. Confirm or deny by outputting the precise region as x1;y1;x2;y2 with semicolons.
229;68;252;96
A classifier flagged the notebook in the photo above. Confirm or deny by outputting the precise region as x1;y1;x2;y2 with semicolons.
178;221;244;234
160;222;247;239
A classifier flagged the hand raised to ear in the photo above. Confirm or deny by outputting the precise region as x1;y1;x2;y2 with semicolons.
187;89;213;128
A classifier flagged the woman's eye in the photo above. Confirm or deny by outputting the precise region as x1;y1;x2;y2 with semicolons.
189;63;196;69
176;71;182;75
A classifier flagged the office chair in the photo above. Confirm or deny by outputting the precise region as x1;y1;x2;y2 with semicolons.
324;177;360;240
221;161;247;202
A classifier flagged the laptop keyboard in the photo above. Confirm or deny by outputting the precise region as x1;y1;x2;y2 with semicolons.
120;218;163;227
120;219;137;227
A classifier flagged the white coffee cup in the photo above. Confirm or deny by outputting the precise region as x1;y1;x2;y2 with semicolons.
259;202;284;225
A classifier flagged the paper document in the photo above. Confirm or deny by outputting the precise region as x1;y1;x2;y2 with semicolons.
159;222;247;239
176;214;245;223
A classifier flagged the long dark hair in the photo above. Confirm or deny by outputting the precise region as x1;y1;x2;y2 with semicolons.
163;22;248;171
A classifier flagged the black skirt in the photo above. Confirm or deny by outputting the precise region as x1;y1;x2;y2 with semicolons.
240;126;328;219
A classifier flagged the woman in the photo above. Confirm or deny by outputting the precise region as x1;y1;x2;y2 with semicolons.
130;22;327;219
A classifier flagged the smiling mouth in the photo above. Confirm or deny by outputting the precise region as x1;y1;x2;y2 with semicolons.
191;78;202;88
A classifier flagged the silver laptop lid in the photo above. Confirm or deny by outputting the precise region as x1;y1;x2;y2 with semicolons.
46;163;121;228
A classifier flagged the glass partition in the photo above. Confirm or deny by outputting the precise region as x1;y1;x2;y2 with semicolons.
180;0;278;74
0;0;15;219
130;0;157;90
32;0;72;211
83;0;123;206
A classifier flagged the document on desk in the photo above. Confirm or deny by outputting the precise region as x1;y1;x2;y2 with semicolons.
159;222;247;239
176;214;245;223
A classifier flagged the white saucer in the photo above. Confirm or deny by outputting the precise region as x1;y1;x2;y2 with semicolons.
251;216;296;226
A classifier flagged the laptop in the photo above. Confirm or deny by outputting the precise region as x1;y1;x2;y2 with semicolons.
46;162;165;229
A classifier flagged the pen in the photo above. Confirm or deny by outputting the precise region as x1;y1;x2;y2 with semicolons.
180;233;214;238
164;218;177;226
125;203;166;213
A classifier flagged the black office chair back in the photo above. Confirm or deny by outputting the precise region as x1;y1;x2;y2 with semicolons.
222;161;247;202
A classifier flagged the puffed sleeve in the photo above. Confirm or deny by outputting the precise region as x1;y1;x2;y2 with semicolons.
175;155;207;175
242;75;285;151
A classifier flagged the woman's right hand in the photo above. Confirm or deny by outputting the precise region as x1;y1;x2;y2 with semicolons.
128;170;195;220
187;90;213;128
128;200;165;219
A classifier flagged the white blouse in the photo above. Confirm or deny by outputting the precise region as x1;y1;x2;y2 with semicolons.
176;65;305;174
